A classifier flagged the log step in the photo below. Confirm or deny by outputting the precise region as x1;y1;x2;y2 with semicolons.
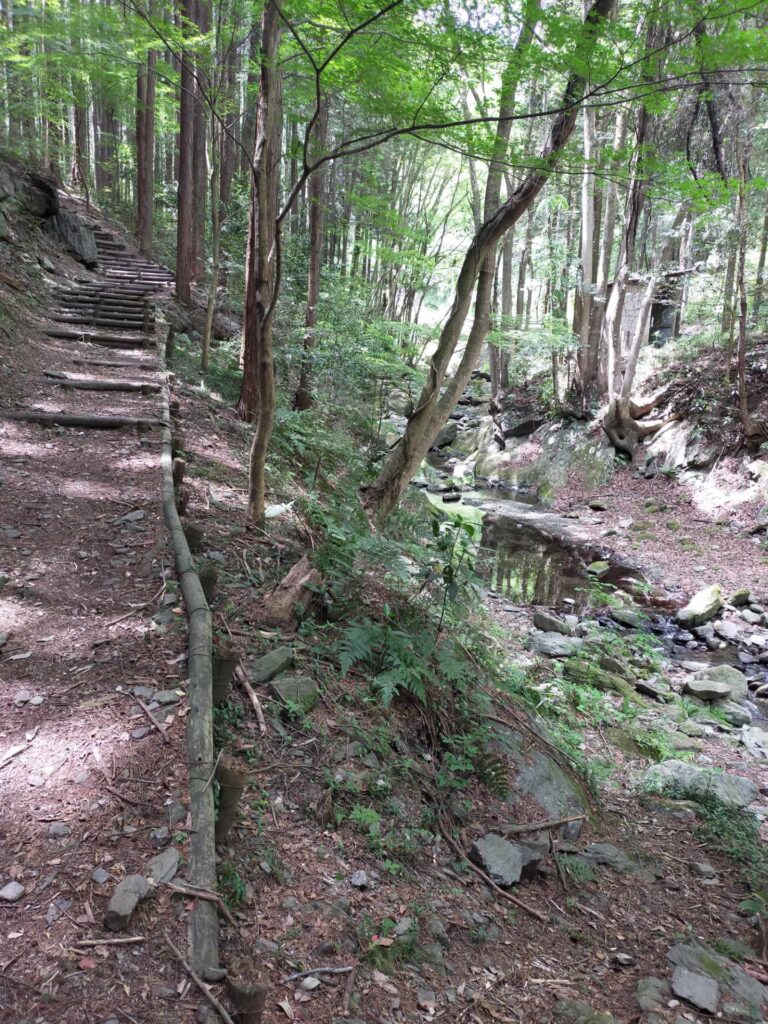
49;376;162;394
1;411;162;429
71;357;158;369
44;328;154;348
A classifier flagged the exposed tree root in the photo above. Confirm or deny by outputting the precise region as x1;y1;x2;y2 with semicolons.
603;397;677;458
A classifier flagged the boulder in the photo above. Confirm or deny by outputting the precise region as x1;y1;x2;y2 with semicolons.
432;422;458;449
671;965;720;1014
582;842;662;883
643;760;758;808
490;721;589;839
250;646;294;683
532;632;583;658
692;664;748;701
145;848;180;886
676;585;724;628
667;942;767;1020
682;678;732;701
386;389;413;417
469;834;542;886
587;560;610;578
21;172;58;218
532;609;575;636
44;211;97;266
713;699;751;727
730;589;751;607
553;1000;615;1024
0;161;16;203
270;674;319;713
739;725;768;759
610;606;646;628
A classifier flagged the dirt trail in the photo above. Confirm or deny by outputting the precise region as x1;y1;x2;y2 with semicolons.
0;215;197;1021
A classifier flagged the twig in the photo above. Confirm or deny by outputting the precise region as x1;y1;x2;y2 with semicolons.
167;882;239;930
278;966;355;986
203;749;224;790
0;727;38;769
163;931;235;1024
342;966;357;1013
74;936;145;947
0;970;46;996
132;696;171;744
235;665;267;735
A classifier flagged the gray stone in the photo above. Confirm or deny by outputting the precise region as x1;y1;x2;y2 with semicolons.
693;664;749;700
47;821;70;838
636;977;670;1013
532;632;583;658
611;606;647;628
130;685;155;700
635;677;670;701
691;861;717;878
582;842;662;882
433;422;458;449
416;988;437;1011
644;760;758;808
104;875;151;931
14;689;32;706
553;999;615;1024
731;589;752;607
682;678;732;701
668;942;768;1016
167;800;187;826
46;896;71;925
742;609;762;626
740;725;768;759
671;965;720;1013
678;719;707;737
714;619;741;641
533;610;574;636
492;722;588;839
270;674;319;713
251;646;294;684
427;916;451;947
145;848;180;886
21;172;58;217
469;834;542;887
44;211;97;266
676;585;724;628
587;561;610;578
349;870;368;888
152;689;182;706
91;867;111;885
0;881;25;902
714;699;752;727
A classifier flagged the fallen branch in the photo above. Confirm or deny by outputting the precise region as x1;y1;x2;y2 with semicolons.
54;378;162;394
167;882;239;931
0;727;38;770
74;936;145;947
163;932;234;1024
278;966;355;986
131;695;171;744
235;665;267;736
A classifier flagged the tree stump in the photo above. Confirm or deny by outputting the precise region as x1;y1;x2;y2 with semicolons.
214;754;246;844
225;958;270;1024
172;456;187;487
199;560;219;605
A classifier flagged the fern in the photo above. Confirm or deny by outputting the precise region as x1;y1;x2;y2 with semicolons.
335;619;378;676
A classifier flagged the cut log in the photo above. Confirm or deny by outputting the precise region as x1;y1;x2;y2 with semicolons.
55;379;161;394
226;959;270;1024
71;358;157;369
1;411;162;429
214;755;247;844
44;328;154;348
261;554;323;628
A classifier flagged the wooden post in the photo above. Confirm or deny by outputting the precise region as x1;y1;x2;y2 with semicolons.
226;958;270;1024
215;754;246;844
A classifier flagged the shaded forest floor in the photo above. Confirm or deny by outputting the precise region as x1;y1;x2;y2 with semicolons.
1;205;767;1024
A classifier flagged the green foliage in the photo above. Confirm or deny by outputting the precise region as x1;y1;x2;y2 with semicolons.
696;798;768;891
217;861;246;908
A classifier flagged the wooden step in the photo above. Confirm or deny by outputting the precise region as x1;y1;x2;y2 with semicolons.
44;328;154;348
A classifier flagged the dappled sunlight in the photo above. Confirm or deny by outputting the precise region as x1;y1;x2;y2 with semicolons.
687;465;763;516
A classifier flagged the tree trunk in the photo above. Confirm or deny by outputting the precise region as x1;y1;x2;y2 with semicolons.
136;49;156;256
192;0;210;281
294;100;328;411
576;101;597;394
363;0;615;522
237;1;282;522
175;0;197;305
752;210;768;326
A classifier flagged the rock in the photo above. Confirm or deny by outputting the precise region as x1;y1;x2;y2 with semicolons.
682;678;732;701
644;760;758;808
692;664;748;701
739;725;768;759
731;589;751;607
678;719;707;737
667;940;768;1020
582;843;661;882
713;699;751;727
676;585;724;628
0;880;25;903
104;875;151;931
714;619;741;641
588;499;608;511
432;422;459;449
387;389;414;417
533;610;574;636
150;826;171;847
587;560;610;578
21;172;58;217
167;800;187;826
47;821;70;838
610;606;646;628
553;999;615;1024
251;646;294;683
14;689;32;706
416;988;437;1011
349;870;368;888
427;916;451;947
270;674;319;713
634;677;670;701
742;609;762;625
469;834;542;886
691;861;717;878
671;966;719;1013
153;689;181;706
636;977;671;1013
532;632;583;658
145;849;180;886
91;867;111;885
44;211;98;267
